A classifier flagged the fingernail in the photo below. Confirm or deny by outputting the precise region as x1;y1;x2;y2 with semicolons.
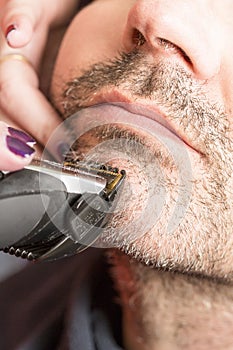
6;136;35;158
8;127;36;146
5;24;17;41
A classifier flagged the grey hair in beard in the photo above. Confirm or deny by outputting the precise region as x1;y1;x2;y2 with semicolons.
62;50;230;167
56;50;233;280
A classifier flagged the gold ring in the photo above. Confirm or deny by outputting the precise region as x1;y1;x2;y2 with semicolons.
0;54;33;68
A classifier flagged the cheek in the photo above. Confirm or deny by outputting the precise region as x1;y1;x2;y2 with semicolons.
52;1;129;102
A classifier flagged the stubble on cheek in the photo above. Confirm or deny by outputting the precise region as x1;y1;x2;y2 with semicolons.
57;50;233;281
64;120;190;252
61;113;233;281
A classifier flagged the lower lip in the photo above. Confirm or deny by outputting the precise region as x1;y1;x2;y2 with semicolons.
70;102;185;147
67;103;192;247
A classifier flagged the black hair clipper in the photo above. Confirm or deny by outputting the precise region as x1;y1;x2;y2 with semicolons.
0;158;125;262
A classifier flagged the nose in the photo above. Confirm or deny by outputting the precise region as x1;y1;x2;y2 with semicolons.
122;0;222;80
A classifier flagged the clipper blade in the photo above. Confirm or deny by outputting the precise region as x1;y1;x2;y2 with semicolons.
62;160;126;201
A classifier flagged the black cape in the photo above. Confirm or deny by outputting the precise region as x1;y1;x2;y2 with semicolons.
0;249;124;350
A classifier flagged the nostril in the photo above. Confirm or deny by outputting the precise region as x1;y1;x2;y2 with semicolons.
180;49;192;66
157;38;178;51
131;29;192;66
132;29;146;47
156;37;192;65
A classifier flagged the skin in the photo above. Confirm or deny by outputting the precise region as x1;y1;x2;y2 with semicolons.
1;0;233;348
51;1;233;349
0;0;78;167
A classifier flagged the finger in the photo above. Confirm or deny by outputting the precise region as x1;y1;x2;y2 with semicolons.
0;111;43;157
1;0;45;48
0;121;36;172
3;14;33;48
0;63;70;161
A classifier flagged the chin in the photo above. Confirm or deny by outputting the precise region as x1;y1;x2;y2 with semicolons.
63;105;233;284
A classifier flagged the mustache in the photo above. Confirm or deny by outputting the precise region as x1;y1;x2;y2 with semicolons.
63;50;223;112
62;50;230;161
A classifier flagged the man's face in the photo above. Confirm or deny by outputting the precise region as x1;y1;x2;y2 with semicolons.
51;0;233;282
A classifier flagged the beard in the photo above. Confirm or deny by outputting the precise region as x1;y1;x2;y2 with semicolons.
54;50;233;283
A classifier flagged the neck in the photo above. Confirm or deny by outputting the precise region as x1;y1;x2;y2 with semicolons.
108;250;233;350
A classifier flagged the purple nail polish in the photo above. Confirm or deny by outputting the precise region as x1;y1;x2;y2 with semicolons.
8;127;36;145
6;136;35;158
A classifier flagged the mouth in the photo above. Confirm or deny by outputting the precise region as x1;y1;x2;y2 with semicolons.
86;89;202;155
59;90;231;283
65;102;194;250
70;101;192;156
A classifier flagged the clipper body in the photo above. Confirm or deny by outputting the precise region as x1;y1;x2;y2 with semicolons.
0;159;125;262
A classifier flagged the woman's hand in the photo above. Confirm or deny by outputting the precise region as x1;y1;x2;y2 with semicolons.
0;0;78;161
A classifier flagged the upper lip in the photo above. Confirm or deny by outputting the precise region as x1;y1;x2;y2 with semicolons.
88;89;202;154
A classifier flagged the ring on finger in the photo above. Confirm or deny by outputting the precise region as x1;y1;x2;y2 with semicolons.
0;54;33;69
